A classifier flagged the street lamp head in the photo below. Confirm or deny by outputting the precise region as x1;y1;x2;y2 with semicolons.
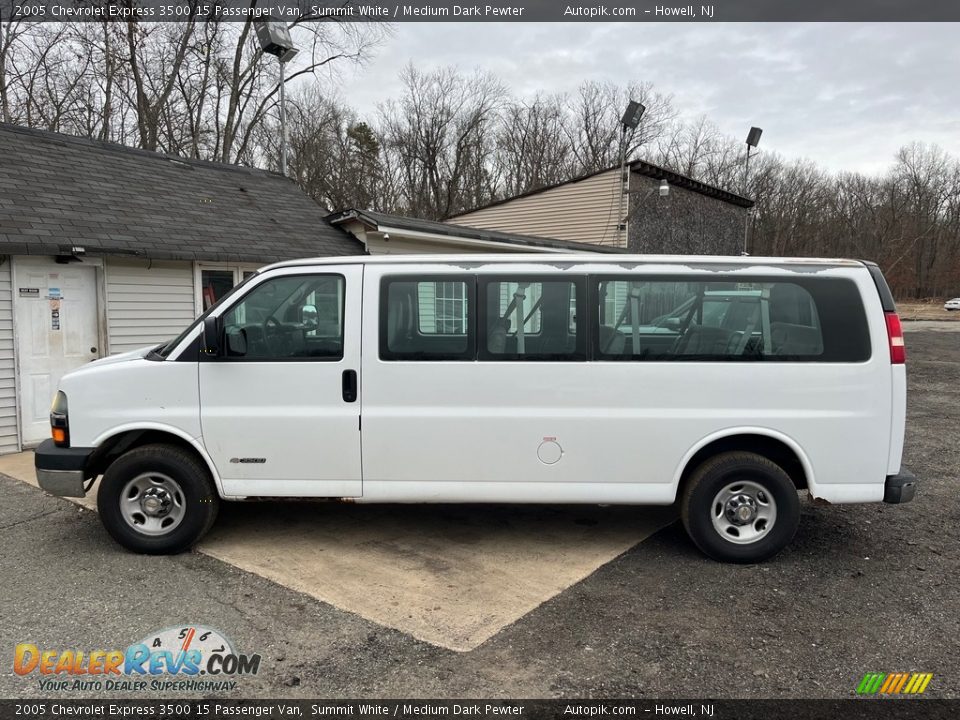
254;21;298;63
620;100;647;132
658;179;669;197
746;126;763;148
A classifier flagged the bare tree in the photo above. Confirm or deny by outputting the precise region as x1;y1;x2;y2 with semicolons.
494;93;572;196
379;64;506;219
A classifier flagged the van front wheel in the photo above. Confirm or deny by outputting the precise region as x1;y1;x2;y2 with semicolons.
97;444;219;554
681;451;799;563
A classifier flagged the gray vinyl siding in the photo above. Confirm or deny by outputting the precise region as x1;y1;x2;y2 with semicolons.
449;169;621;247
105;259;196;354
0;259;18;453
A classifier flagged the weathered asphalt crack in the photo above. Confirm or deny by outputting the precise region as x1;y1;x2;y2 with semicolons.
0;507;63;531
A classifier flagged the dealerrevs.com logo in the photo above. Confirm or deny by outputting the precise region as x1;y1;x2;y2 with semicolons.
14;625;261;692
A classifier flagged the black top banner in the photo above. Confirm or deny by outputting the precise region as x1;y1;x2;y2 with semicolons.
0;699;957;720
1;0;959;22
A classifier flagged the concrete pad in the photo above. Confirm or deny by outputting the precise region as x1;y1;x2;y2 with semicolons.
201;501;675;651
1;451;675;651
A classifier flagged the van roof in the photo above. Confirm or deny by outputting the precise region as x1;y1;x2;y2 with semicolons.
263;254;867;272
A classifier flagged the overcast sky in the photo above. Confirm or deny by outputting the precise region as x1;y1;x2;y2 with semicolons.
340;23;959;175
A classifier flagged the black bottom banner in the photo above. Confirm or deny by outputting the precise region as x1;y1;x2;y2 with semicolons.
2;699;956;720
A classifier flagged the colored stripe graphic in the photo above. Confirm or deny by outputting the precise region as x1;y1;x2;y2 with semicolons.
857;673;885;694
857;672;932;695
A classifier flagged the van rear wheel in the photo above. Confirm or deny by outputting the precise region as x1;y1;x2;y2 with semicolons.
681;451;799;563
98;444;219;555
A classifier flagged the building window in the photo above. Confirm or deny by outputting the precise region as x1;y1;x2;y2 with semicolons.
197;264;262;313
420;281;468;335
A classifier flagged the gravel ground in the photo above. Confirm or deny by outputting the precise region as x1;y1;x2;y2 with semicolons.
0;330;957;700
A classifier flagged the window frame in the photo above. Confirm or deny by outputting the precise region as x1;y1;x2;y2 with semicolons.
210;271;347;363
478;274;588;362
379;274;477;362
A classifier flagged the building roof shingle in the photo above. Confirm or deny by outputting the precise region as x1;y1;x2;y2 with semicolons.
0;123;363;263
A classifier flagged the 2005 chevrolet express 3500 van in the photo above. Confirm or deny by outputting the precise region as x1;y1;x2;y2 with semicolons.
34;255;916;562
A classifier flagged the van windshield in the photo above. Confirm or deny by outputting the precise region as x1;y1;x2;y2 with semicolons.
151;271;260;359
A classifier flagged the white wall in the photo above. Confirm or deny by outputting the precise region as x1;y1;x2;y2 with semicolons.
0;258;18;453
105;259;196;354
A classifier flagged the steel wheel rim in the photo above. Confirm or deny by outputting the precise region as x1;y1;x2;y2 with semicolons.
710;479;777;545
119;472;186;536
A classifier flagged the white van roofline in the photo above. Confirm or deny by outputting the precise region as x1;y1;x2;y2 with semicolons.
262;254;867;272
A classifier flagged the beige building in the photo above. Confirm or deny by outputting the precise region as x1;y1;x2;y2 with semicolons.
448;161;753;255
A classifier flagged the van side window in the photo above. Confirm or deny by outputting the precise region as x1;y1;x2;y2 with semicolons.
593;278;863;362
480;278;585;360
221;274;344;360
380;277;475;361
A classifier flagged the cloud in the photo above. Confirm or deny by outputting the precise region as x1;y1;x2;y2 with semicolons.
340;22;960;174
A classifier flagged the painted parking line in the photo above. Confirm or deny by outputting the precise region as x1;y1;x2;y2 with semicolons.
2;452;675;652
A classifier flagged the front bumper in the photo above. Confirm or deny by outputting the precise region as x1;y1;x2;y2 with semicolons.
884;468;917;504
34;439;94;498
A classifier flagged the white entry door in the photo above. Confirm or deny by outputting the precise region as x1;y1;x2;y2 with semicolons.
14;258;100;446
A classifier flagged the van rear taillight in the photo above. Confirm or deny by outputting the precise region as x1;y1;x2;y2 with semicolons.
885;312;906;364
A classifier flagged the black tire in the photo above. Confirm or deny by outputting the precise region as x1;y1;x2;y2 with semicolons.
97;444;219;554
680;451;800;563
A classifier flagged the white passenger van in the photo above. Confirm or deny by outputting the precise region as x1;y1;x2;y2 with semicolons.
34;255;915;563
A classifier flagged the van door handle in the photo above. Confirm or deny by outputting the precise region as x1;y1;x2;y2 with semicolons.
341;370;358;403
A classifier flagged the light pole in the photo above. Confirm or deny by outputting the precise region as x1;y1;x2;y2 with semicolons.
253;21;299;177
742;126;762;255
616;100;646;247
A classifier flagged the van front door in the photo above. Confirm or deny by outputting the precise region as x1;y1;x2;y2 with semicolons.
199;266;363;498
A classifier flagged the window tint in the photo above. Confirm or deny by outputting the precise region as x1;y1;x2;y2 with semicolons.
381;277;474;360
221;274;344;360
481;278;584;360
594;277;869;362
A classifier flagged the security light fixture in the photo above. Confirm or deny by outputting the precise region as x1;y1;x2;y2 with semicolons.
746;126;763;148
620;101;647;132
253;21;299;63
658;179;670;197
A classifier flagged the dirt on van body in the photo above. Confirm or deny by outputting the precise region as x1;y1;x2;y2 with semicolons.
0;332;957;701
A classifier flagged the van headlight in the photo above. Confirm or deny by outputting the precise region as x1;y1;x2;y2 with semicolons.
50;391;69;447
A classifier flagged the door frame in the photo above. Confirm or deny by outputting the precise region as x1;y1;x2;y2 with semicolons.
11;255;106;450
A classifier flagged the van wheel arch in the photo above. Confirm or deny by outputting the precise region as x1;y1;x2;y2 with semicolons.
677;433;809;501
89;430;218;489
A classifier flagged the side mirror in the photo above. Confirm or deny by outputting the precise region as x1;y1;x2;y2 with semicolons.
225;327;247;356
202;316;220;356
300;304;318;329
